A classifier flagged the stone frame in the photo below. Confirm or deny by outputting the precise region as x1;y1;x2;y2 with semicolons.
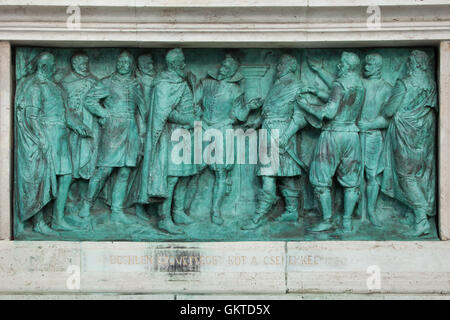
0;1;449;296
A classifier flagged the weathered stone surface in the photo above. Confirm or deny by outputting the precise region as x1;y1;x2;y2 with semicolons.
0;241;449;294
0;2;449;46
287;241;450;294
0;41;11;240
79;241;286;294
0;241;80;293
440;41;450;241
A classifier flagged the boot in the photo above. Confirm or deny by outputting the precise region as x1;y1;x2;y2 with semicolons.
241;214;267;230
172;179;194;225
110;207;139;225
158;218;185;235
33;221;60;236
368;210;382;228
405;208;431;237
309;187;333;232
173;210;195;225
275;196;299;222
342;217;353;233
367;182;381;227
51;217;74;231
309;219;333;232
342;187;358;234
79;200;92;218
33;212;59;236
211;211;224;225
241;191;276;230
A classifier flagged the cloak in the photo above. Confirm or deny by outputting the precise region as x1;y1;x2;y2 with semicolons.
378;75;437;215
15;75;57;221
132;70;187;203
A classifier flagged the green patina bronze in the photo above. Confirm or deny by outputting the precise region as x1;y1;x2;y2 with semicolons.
13;47;438;241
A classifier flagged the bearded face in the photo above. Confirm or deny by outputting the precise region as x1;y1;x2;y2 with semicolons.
73;57;89;76
336;58;349;78
276;58;291;78
364;60;379;78
138;56;155;76
116;54;133;75
169;55;186;78
218;58;238;80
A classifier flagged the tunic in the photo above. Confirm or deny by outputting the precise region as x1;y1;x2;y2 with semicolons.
361;77;392;176
198;71;248;171
84;73;146;168
309;75;365;188
258;73;306;177
60;71;98;179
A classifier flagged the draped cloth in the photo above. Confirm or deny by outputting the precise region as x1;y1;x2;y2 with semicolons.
131;70;190;203
15;75;58;221
378;75;437;215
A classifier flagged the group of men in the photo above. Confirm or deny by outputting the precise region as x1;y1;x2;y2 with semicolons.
15;48;437;237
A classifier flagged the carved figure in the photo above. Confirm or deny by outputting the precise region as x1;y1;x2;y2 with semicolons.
195;54;262;225
298;52;365;233
376;50;437;236
78;51;146;225
357;53;392;227
242;54;308;230
60;52;99;182
137;48;199;235
133;53;156;222
16;52;74;235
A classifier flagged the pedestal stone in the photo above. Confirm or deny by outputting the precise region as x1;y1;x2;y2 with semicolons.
0;41;11;240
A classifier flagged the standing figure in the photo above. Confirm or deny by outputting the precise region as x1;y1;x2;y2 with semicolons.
374;50;437;237
297;52;365;233
196;54;262;225
242;54;308;230
78;51;146;224
16;52;74;235
136;53;156;121
137;48;199;235
357;53;392;227
133;53;156;221
60;52;99;186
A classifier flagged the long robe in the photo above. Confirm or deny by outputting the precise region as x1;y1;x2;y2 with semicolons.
133;70;196;203
378;73;437;215
15;75;62;221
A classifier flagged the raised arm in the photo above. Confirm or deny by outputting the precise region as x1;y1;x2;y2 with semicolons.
297;82;343;122
308;58;335;89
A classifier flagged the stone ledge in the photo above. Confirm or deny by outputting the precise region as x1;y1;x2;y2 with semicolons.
0;240;449;294
1;3;450;45
0;293;449;299
0;1;447;8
